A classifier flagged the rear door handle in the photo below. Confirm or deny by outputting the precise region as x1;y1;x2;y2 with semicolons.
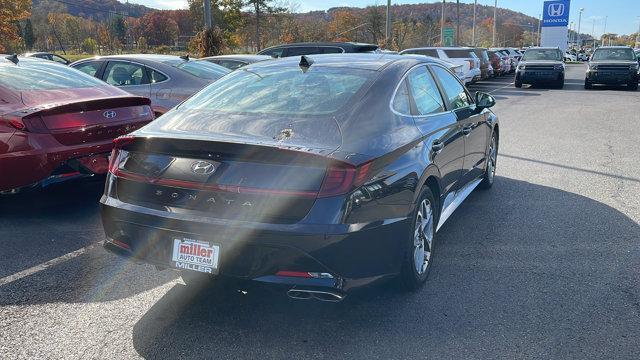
432;142;444;152
462;125;473;135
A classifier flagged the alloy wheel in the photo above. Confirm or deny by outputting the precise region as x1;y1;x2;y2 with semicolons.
413;199;434;275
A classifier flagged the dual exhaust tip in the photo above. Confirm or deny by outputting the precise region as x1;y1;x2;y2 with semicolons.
287;288;345;302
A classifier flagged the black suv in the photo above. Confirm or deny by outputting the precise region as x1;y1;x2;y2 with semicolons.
585;46;639;90
515;47;565;88
257;42;378;58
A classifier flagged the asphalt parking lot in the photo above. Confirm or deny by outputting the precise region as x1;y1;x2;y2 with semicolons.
1;63;639;359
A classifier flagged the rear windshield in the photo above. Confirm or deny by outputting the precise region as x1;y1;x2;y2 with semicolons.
164;60;231;80
0;61;107;91
444;49;474;58
178;66;374;115
522;49;562;61
591;48;636;61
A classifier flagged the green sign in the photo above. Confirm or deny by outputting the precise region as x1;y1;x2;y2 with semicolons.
443;28;455;46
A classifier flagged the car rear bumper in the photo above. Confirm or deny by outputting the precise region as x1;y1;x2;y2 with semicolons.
100;197;409;293
0;135;114;192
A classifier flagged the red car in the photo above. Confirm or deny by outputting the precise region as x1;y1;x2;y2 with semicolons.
0;55;154;193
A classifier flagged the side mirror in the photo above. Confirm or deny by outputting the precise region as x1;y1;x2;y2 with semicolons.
475;91;496;111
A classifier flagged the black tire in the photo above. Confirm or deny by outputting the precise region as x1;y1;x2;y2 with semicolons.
584;80;592;89
515;78;522;88
399;187;437;291
555;78;565;89
479;132;498;190
628;81;638;91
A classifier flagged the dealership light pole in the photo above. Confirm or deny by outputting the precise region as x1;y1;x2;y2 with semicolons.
492;0;497;47
577;8;584;48
472;0;477;46
636;16;640;47
602;16;607;46
385;0;392;48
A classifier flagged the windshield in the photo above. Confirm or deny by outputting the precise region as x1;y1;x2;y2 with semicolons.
0;61;108;91
591;48;636;61
165;60;231;80
178;65;374;115
522;49;562;61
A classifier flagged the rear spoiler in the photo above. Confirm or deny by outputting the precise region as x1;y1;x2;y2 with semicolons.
17;96;151;119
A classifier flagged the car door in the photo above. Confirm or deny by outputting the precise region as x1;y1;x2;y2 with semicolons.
430;64;488;184
102;60;151;99
403;65;465;196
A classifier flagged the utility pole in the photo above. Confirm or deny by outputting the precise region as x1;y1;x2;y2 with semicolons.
492;0;497;47
440;0;445;45
472;0;477;46
203;0;212;29
386;0;392;49
591;18;596;47
456;0;460;46
577;8;584;49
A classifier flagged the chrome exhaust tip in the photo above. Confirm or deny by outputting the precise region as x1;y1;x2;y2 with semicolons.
287;288;345;302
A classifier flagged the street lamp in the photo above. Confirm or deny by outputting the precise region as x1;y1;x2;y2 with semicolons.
577;8;584;48
636;16;640;47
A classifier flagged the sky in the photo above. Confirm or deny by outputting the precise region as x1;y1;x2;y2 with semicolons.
129;0;640;36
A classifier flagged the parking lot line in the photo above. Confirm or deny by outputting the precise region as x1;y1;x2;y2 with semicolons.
0;241;103;287
488;81;515;94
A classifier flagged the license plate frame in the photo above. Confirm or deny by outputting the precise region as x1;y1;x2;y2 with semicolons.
171;238;220;274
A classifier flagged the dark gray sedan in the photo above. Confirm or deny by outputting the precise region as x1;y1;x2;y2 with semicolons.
201;54;272;70
70;54;230;116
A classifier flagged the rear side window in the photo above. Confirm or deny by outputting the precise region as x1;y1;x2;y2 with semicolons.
104;61;149;86
74;61;102;77
444;49;474;58
180;66;374;116
149;69;168;83
0;61;107;90
431;66;471;110
392;79;411;114
406;66;444;115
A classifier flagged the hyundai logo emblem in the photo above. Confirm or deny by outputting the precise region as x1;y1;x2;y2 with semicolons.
548;3;565;17
103;110;117;119
191;161;216;175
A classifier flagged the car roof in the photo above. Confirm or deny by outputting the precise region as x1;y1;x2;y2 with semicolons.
82;54;187;63
0;55;48;65
260;42;378;52
596;46;632;49
242;53;441;72
525;47;560;50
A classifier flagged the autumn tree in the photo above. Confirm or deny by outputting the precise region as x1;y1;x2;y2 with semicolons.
23;18;35;50
363;6;385;45
328;10;360;42
138;11;179;47
244;0;286;51
0;0;31;52
109;15;127;45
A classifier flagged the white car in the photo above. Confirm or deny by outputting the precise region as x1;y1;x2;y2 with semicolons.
564;52;577;61
399;47;480;84
400;53;467;83
577;53;589;61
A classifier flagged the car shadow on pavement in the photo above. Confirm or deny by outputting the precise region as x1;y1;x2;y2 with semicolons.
131;176;640;359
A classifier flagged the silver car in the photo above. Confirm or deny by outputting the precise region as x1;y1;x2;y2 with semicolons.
70;54;230;116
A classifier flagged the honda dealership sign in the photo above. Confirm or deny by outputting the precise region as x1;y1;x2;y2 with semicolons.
540;0;571;51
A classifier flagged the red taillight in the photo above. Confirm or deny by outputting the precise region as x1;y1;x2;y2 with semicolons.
276;271;312;278
8;119;25;130
317;162;373;198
